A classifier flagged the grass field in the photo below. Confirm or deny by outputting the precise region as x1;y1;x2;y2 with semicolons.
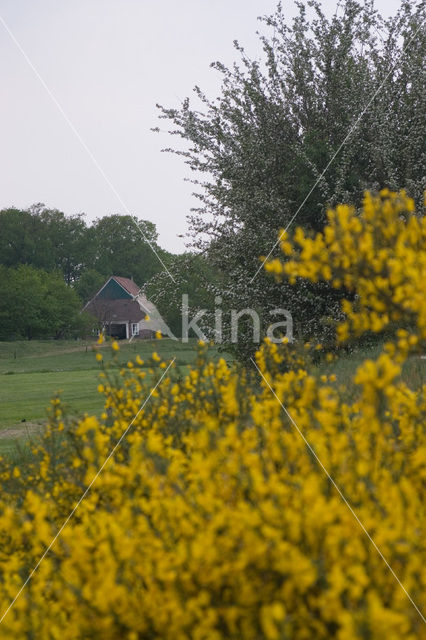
0;338;217;454
316;342;425;402
1;337;423;458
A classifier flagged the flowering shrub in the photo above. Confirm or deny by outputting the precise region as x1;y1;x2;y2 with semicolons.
0;191;425;639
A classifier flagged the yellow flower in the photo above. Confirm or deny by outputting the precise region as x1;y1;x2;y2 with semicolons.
0;190;424;640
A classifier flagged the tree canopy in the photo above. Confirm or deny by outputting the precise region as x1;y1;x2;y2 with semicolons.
90;214;169;290
0;265;88;340
157;0;425;358
0;203;172;295
0;205;177;339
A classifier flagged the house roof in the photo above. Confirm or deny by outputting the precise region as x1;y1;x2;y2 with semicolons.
83;275;174;335
83;275;141;309
112;276;141;298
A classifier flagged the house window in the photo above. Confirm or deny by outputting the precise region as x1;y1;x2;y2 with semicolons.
131;323;139;336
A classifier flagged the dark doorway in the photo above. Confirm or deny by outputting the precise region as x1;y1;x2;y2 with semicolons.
109;323;127;339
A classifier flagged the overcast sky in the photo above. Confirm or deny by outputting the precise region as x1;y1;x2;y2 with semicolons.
0;0;403;253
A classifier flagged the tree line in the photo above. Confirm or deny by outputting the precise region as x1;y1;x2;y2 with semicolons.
0;205;173;340
1;0;424;348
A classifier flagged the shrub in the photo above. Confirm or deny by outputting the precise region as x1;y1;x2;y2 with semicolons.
0;191;425;638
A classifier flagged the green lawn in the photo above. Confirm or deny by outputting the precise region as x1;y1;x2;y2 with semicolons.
0;338;215;452
1;337;422;457
0;338;205;375
0;369;105;426
315;342;425;403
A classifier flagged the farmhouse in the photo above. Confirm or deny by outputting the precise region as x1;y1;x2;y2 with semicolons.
83;276;167;339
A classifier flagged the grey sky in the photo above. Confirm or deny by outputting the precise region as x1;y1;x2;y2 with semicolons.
0;0;403;253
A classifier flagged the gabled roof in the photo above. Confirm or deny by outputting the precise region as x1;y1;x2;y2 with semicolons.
83;275;176;338
112;276;141;298
83;275;141;309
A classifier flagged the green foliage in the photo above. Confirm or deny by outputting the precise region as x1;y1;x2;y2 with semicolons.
0;206;168;292
145;252;222;337
0;265;84;340
90;214;168;286
0;204;90;284
73;269;106;304
157;0;426;360
0;204;174;338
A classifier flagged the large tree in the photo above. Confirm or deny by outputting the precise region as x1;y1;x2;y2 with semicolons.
0;204;90;284
73;269;107;305
0;206;168;299
36;206;90;284
0;207;52;270
156;0;425;358
0;266;85;340
90;215;168;287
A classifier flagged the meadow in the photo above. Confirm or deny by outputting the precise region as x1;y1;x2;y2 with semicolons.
0;338;218;454
1;335;423;459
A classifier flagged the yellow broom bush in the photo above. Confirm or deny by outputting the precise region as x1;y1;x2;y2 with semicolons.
0;190;425;639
